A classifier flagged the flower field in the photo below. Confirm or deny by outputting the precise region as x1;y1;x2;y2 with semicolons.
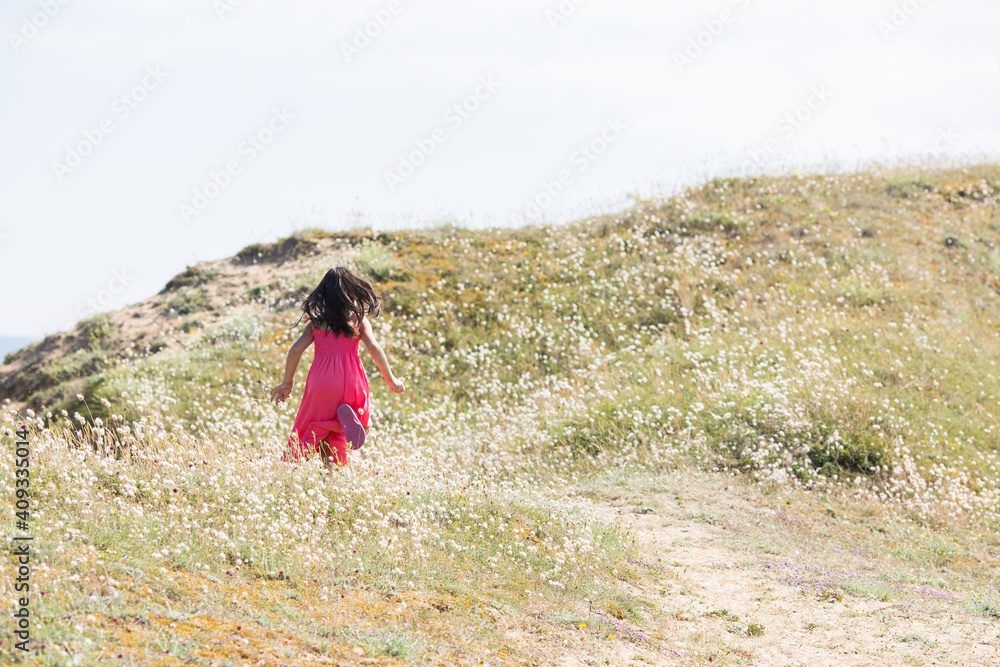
2;164;1000;664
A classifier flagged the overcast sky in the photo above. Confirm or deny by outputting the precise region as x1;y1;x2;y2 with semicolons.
2;0;998;338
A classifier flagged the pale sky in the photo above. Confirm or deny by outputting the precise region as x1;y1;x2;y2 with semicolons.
2;0;998;337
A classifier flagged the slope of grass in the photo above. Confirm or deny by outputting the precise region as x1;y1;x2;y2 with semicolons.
3;164;1000;663
68;164;1000;516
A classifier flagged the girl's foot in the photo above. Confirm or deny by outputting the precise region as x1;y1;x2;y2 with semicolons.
338;404;367;451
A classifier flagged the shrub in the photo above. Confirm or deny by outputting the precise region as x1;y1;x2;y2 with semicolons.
603;594;645;624
681;211;744;238
79;314;117;350
236;233;317;265
162;266;218;292
886;176;934;198
355;242;401;281
166;289;209;317
841;580;894;602
358;631;419;659
808;431;889;476
973;595;1000;618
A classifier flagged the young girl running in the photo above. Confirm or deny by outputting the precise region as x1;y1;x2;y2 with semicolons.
270;267;405;469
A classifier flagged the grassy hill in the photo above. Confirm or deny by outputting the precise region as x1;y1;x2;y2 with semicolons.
3;164;1000;664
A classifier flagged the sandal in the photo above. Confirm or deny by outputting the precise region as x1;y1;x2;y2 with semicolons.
338;404;367;451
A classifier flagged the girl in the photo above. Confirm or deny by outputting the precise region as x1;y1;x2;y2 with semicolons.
270;267;405;469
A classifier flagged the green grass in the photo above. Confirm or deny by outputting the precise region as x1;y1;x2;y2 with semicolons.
36;164;1000;514
972;595;1000;618
355;630;420;659
602;593;647;624
355;240;402;281
80;313;117;348
166;287;209;316
841;580;896;602
5;163;1000;662
162;266;218;292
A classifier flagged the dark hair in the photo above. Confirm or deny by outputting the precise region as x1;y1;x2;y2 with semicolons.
301;267;381;338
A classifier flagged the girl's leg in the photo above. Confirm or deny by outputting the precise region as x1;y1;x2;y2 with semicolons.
332;440;348;466
329;432;349;467
318;438;335;472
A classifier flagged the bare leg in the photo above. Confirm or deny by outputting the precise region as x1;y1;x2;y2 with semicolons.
331;436;349;467
318;438;335;473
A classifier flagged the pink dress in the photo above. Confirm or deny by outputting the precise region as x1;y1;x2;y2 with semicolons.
283;327;371;464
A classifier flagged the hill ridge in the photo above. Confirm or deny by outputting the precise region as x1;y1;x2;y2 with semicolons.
5;163;1000;664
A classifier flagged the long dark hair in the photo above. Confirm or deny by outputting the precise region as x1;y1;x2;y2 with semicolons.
301;267;381;338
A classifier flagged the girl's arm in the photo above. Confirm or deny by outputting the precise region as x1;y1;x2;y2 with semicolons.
270;322;314;404
359;318;405;393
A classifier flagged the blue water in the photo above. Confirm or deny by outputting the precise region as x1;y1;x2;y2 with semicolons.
0;337;39;361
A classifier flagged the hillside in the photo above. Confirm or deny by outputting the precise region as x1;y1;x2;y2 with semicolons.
3;164;1000;665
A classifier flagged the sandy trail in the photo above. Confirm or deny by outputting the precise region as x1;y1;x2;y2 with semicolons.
564;475;1000;667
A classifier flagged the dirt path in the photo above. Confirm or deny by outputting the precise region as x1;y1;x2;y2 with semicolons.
569;473;1000;667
